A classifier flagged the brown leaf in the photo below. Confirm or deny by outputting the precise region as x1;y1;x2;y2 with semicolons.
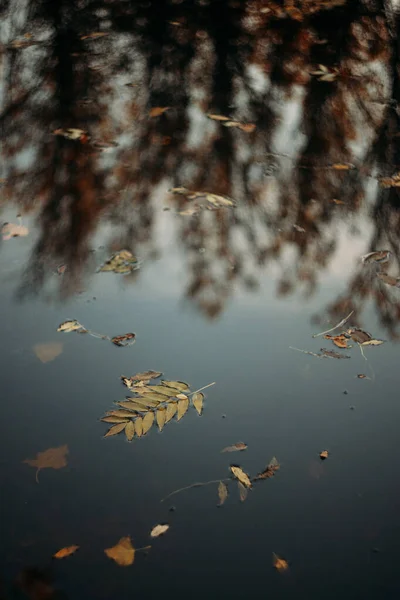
138;391;168;403
149;106;170;117
253;457;280;481
273;553;289;572
134;417;143;437
104;537;135;566
218;481;228;506
323;334;348;348
53;545;79;559
156;407;166;432
33;342;63;363
207;114;231;121
80;32;109;40
320;348;350;359
192;392;204;415
150;524;169;538
99;250;138;274
105;409;137;418
177;397;189;421
125;421;135;441
116;401;149;412
230;465;252;489
361;339;384;346
142;411;155;434
161;380;190;393
104;422;127;438
377;272;400;287
111;333;136;347
347;328;371;344
132;371;162;381
57;319;85;333
165;401;178;423
24;445;69;483
238;481;248;502
221;442;247;453
1;222;29;240
320;450;329;460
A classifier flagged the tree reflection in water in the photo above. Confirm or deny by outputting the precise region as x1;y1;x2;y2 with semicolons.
1;0;400;333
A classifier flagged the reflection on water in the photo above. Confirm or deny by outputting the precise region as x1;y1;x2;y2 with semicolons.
2;1;400;598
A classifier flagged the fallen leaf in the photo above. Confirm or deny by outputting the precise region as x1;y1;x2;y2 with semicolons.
177;397;189;421
253;457;280;481
105;409;138;418
168;188;236;211
111;333;136;347
53;128;88;141
134;417;143;437
80;32;109;40
125;421;135;441
53;545;79;559
165;401;178;423
361;339;384;346
161;380;190;393
207;114;231;121
1;222;29;240
331;163;354;170
379;173;400;188
273;553;289;572
150;524;169;538
145;385;179;397
24;445;69;483
57;319;85;333
320;450;329;460
33;342;63;363
116;401;148;412
320;348;350;359
104;537;135;566
218;481;228;506
221;442;247;453
136;391;166;403
132;371;162;381
377;272;400;287
101;416;130;424
99;250;138;274
104;423;127;437
331;198;346;205
192;392;204;415
176;393;189;400
230;465;252;489
142;411;155;434
57;264;67;275
347;328;371;344
149;107;170;117
156;407;166;432
238;481;248;502
357;374;367;379
323;334;348;348
130;397;161;408
361;250;391;265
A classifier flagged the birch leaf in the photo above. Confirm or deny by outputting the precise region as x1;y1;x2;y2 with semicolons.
125;421;135;441
218;481;228;506
230;465;252;488
142;411;155;434
192;392;204;415
156;407;166;432
104;537;135;566
177;397;189;421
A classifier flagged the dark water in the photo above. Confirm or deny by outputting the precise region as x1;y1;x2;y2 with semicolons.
1;1;400;598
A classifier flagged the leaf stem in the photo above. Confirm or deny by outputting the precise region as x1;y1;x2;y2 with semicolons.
160;477;230;503
312;310;354;338
188;382;216;396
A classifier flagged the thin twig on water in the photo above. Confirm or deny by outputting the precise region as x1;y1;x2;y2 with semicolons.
289;346;325;359
312;311;354;338
188;382;216;396
161;477;230;503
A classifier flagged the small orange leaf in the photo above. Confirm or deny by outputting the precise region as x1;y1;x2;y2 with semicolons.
323;334;348;348
320;450;329;460
273;553;289;571
53;545;79;559
149;106;170;118
104;537;135;566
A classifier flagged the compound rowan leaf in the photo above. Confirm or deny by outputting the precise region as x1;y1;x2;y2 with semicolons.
33;342;63;363
230;465;252;488
104;422;127;438
104;537;135;566
53;545;79;559
24;445;69;483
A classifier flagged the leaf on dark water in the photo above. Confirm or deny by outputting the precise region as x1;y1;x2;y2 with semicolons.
222;120;256;133
24;445;69;483
111;333;136;347
149;106;170;117
33;342;63;363
161;380;190;393
104;537;135;566
361;339;384;346
53;545;79;559
273;553;289;572
116;401;148;412
323;334;349;348
80;32;109;40
357;374;367;379
165;401;178;423
1;222;29;240
145;385;178;397
177;397;189;421
361;250;391;265
238;481;248;502
134;417;143;437
132;371;162;381
192;392;204;415
310;64;339;82
99;250;139;274
104;422;127;437
379;173;400;188
53;128;89;141
101;416;130;424
150;524;169;538
377;272;400;287
57;319;86;333
253;457;280;481
156;407;166;432
142;411;155;434
320;450;329;460
230;465;252;489
218;481;228;506
221;442;247;453
320;348;350;359
125;421;135;442
168;187;236;212
346;328;371;344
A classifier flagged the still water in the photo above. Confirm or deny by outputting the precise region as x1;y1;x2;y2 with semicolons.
1;1;400;598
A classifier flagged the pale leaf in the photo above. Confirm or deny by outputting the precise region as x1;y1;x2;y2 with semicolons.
150;524;169;538
134;417;143;437
125;421;135;441
165;401;178;423
361;339;384;346
1;222;29;240
104;537;135;566
230;465;252;488
218;481;228;506
177;397;189;421
33;342;63;363
192;392;204;415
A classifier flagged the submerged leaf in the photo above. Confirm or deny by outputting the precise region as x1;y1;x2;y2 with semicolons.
218;481;228;506
230;465;252;489
165;401;178;423
156;407;166;432
57;319;85;333
53;545;79;559
142;411;155;434
177;397;189;421
238;481;248;502
320;348;350;359
145;385;178;397
273;553;289;572
33;342;63;363
105;422;127;437
111;333;136;347
192;392;204;415
253;457;280;481
150;524;169;538
105;409;137;418
104;537;135;566
125;421;135;441
221;442;247;453
24;445;69;483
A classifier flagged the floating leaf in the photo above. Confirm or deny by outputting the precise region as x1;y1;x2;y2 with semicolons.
273;553;289;572
218;481;228;506
33;342;63;363
222;120;256;133
192;392;204;415
331;163;354;170
168;188;236;212
57;319;85;333
207;114;231;121
142;411;155;434
165;401;178;423
105;422;127;437
238;481;248;502
111;333;136;347
24;445;69;483
80;32;109;40
129;397;161;408
221;442;247;453
125;421;135;441
357;374;367;379
361;250;391;265
320;450;329;460
99;250;138;274
104;537;135;566
1;222;29;240
134;417;143;437
320;348;350;359
150;524;169;538
161;381;190;393
53;128;88;141
156;407;166;432
139;391;169;403
361;339;384;346
253;457;280;481
177;397;189;421
149;107;170;117
132;371;162;381
53;545;79;559
105;409;137;418
380;173;400;188
116;401;146;412
101;416;130;424
145;385;179;397
230;465;252;489
323;334;348;349
377;272;400;287
347;328;371;344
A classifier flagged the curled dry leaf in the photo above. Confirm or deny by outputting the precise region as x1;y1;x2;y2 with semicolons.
53;545;79;559
273;553;289;572
221;442;247;453
125;421;135;441
218;481;228;506
53;128;88;141
192;392;204;415
33;342;63;363
104;537;135;566
99;250;138;274
230;465;252;489
117;401;148;412
150;524;169;538
361;250;391;265
320;450;329;460
253;457;280;481
105;410;137;418
238;481;248;502
111;333;136;347
207;113;231;121
57;319;85;333
357;374;367;379
105;422;127;437
24;445;69;483
323;334;348;349
1;222;29;240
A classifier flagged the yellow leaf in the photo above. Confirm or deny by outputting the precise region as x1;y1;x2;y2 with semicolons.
161;380;190;392
165;401;178;423
128;397;160;408
132;370;162;381
361;339;384;346
320;450;329;460
230;465;252;489
104;422;127;438
238;481;248;502
101;417;130;424
105;410;137;418
134;417;143;437
104;537;135;566
53;545;79;559
116;401;148;412
156;407;166;432
142;411;155;434
218;481;228;506
177;397;189;421
207;113;231;121
150;524;169;538
139;391;168;403
149;106;170;117
144;385;178;397
273;553;288;571
80;32;109;40
125;421;135;441
192;392;204;415
57;319;85;333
